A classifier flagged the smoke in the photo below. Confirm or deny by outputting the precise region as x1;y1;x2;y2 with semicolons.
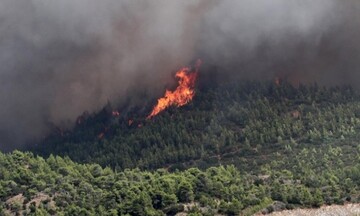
198;0;360;86
0;0;212;150
0;0;359;150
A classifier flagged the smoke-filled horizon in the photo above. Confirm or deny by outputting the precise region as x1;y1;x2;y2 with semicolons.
0;0;359;150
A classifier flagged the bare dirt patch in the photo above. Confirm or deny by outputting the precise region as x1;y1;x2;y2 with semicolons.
261;203;360;216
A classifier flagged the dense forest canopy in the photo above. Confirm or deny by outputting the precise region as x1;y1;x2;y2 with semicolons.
0;81;359;215
30;81;360;171
1;139;360;215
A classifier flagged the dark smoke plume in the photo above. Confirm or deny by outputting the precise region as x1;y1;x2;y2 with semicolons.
199;0;360;86
0;0;359;150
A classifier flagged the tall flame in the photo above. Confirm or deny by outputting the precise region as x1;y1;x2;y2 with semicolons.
147;60;201;119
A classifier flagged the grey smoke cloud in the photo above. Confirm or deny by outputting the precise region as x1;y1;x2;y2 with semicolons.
199;0;360;86
0;0;208;150
0;0;359;150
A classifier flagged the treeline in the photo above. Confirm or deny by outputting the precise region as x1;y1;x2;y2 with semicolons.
1;146;360;215
30;81;360;171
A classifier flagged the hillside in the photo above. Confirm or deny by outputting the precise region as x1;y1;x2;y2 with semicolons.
1;148;360;215
1;81;360;215
30;81;360;172
3;1;360;215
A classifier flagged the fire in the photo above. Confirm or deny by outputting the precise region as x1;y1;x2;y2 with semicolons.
98;127;109;139
274;77;281;86
112;111;120;117
147;60;201;119
128;119;134;126
98;132;105;139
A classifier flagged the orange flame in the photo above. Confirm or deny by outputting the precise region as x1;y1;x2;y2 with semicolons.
112;111;120;117
147;60;201;119
98;127;109;139
128;119;134;126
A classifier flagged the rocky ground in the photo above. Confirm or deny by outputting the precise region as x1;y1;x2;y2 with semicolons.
262;203;360;216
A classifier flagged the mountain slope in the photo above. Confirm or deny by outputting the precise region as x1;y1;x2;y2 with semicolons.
3;80;360;215
30;81;360;172
1;148;360;215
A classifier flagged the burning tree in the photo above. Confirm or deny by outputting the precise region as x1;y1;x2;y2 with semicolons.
147;60;201;119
